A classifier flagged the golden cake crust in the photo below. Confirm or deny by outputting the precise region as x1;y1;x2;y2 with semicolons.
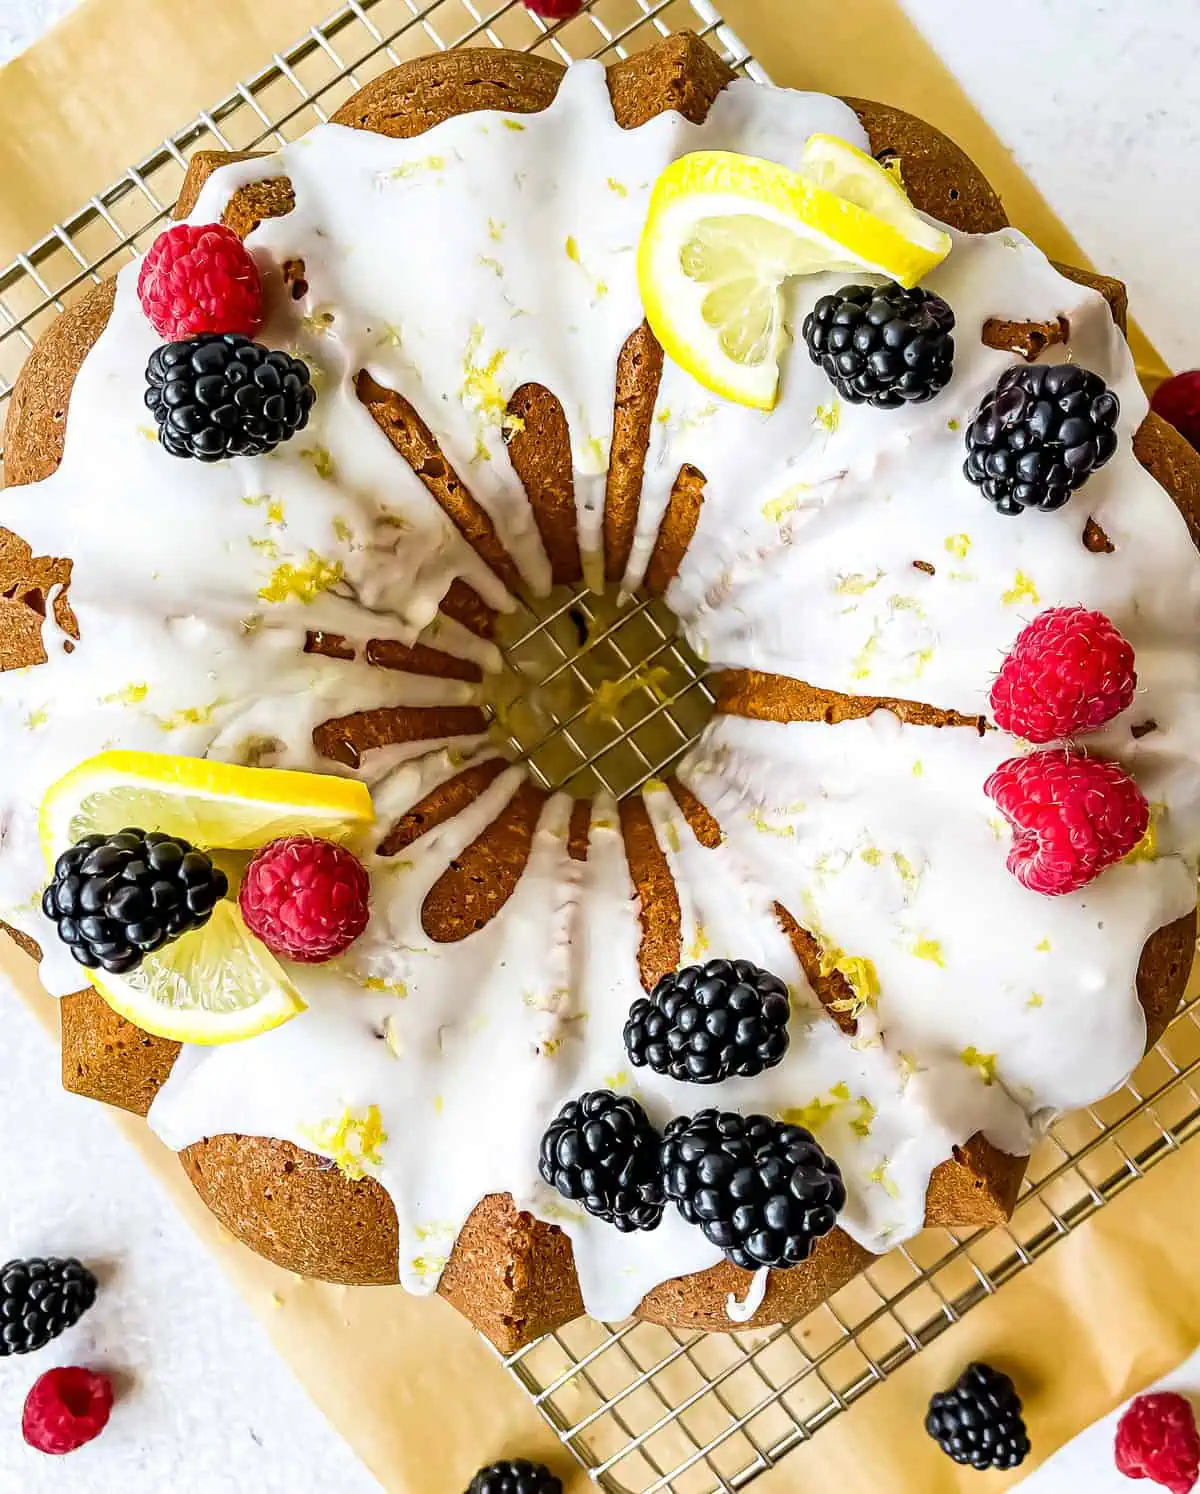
5;34;1198;1352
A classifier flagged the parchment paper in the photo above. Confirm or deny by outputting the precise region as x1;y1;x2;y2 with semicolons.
0;1;1189;1489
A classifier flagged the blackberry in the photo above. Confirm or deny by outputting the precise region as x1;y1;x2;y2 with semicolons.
660;1110;844;1270
0;1258;97;1356
802;281;955;408
145;333;316;461
466;1460;562;1494
538;1091;664;1232
624;959;790;1085
926;1362;1031;1470
42;828;229;975
964;362;1119;515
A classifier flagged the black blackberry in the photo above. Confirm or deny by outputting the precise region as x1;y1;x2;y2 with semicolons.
0;1257;98;1356
624;959;790;1085
144;333;316;461
964;362;1119;515
660;1110;844;1270
802;281;955;407
926;1362;1031;1470
42;828;229;975
466;1460;562;1494
538;1091;664;1232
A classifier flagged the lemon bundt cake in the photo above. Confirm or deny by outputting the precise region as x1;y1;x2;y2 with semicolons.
3;34;1199;1352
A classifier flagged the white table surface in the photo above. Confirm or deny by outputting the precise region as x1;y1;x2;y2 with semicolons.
1;1;1199;1491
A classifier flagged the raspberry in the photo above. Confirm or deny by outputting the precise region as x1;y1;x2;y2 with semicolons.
1115;1392;1200;1494
985;749;1149;896
137;223;264;340
990;605;1137;743
522;0;584;17
22;1367;113;1455
1152;371;1200;453
240;836;370;962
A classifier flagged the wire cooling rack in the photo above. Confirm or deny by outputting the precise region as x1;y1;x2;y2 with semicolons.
1;3;1198;1491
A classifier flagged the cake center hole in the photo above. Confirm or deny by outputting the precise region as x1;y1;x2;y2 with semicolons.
485;583;713;798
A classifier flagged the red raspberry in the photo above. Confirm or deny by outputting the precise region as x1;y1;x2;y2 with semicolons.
240;835;370;962
1115;1392;1200;1494
1152;371;1200;453
985;749;1149;896
22;1367;113;1455
990;605;1137;743
522;0;584;17
137;223;264;340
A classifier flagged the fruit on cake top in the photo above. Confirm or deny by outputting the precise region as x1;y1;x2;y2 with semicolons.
1;36;1198;1335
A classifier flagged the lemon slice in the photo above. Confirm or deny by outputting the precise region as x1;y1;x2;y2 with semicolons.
91;900;303;1045
40;750;374;866
40;751;375;1044
637;145;952;409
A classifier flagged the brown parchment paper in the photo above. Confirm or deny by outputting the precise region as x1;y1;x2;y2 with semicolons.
0;1;1190;1490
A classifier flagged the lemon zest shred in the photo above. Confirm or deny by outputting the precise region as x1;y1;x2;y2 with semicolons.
1125;803;1164;864
867;1159;900;1199
850;1097;877;1138
101;682;149;706
814;399;841;434
462;325;509;428
387;155;446;180
584;665;669;723
961;1046;998;1084
781;1088;846;1132
298;446;336;481
361;976;408;998
302;1105;387;1181
749;807;794;838
154;700;223;731
761;492;798;523
944;533;971;559
908;935;945;967
835;570;882;597
1002;569;1040;606
851;626;881;680
411;1254;448;1277
258;552;344;605
686;925;711;962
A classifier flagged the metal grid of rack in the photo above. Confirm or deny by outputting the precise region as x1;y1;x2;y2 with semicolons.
1;3;1197;1492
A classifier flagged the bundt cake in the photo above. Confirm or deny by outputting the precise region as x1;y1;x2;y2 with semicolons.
2;33;1198;1353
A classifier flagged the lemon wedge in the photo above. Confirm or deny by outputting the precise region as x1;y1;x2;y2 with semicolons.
90;900;303;1045
637;142;952;409
40;751;375;1044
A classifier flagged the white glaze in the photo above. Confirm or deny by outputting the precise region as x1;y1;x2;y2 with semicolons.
1;61;1197;1323
726;1265;770;1324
